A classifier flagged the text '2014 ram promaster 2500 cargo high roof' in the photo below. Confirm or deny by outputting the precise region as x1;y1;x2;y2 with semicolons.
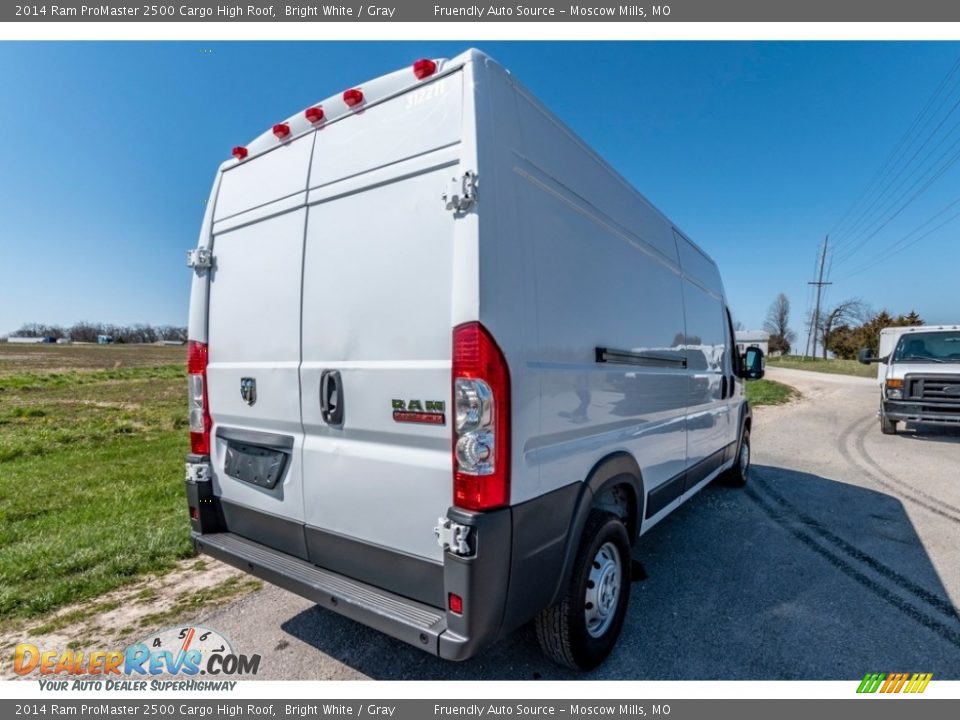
184;49;765;670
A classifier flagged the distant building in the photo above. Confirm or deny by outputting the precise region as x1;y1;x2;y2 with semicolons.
735;330;770;356
97;335;115;345
8;336;46;344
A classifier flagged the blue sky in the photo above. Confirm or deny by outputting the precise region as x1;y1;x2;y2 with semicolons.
0;41;958;340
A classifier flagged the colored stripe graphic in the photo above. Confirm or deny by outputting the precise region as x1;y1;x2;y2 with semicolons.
857;672;931;693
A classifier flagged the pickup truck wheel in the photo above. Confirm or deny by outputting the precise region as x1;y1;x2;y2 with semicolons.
880;412;898;435
720;429;750;487
535;511;631;671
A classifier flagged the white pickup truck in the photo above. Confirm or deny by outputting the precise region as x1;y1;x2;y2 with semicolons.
859;325;960;435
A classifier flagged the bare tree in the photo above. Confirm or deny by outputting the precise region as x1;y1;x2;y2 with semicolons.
813;298;869;359
763;293;795;355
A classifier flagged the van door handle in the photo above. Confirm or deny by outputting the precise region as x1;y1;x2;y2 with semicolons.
320;370;344;426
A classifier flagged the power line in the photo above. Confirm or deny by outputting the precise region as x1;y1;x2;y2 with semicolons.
832;137;960;266
837;195;960;278
828;53;960;261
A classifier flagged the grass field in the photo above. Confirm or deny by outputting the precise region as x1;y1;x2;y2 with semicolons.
766;355;876;378
0;343;192;624
746;378;797;406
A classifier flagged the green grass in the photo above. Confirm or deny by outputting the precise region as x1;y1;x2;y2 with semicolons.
746;378;797;406
766;355;876;378
0;363;193;623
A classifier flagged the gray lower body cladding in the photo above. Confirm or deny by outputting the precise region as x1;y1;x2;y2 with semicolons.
185;473;582;661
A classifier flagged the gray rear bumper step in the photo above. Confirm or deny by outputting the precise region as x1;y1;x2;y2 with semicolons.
194;532;447;654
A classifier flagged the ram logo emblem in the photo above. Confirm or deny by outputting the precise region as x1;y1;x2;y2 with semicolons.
240;378;257;406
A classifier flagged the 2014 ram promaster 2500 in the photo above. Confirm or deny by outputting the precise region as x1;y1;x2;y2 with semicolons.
183;49;764;670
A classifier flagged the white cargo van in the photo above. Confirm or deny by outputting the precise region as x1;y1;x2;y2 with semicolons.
859;325;960;435
184;49;764;670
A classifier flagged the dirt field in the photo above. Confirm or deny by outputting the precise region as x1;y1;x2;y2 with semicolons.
0;343;186;376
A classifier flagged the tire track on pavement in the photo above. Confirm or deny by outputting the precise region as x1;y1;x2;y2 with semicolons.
837;415;960;525
752;468;958;621
744;479;960;650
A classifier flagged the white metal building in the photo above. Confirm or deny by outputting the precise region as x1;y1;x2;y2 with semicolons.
735;330;770;356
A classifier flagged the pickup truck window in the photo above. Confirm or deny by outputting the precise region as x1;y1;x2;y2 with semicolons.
892;331;960;363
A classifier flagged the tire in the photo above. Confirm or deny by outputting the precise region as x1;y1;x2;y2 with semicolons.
535;511;631;671
880;411;898;435
721;429;751;487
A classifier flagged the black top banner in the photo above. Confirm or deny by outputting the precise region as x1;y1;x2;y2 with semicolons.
7;0;960;22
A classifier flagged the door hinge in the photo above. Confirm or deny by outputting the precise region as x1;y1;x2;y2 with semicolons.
187;247;214;271
435;517;472;556
443;171;478;214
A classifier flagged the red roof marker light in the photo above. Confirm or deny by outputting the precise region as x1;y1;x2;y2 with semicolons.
272;123;291;139
231;146;248;161
304;106;325;123
413;59;437;80
343;88;364;107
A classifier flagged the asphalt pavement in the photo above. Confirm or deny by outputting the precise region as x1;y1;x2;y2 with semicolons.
189;366;960;679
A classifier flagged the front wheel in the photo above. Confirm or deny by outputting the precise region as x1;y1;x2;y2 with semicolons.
535;511;631;671
880;411;898;435
721;429;751;487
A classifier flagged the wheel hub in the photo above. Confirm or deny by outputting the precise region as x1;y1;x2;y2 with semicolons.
584;541;622;638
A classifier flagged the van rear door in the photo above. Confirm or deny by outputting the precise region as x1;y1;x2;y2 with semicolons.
205;135;313;532
299;72;464;577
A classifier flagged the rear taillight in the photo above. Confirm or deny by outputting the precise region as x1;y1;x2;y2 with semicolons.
188;341;211;455
452;323;510;511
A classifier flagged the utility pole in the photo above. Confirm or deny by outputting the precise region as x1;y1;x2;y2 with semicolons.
805;236;833;358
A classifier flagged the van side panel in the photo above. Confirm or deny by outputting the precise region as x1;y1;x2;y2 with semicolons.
505;78;688;507
470;58;541;505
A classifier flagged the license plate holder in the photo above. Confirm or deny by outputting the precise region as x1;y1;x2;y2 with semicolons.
224;442;287;489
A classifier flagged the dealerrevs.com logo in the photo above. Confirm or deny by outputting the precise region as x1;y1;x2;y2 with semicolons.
857;672;933;694
14;626;260;689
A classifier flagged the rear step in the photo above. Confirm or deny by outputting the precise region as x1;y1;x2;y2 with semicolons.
194;532;447;653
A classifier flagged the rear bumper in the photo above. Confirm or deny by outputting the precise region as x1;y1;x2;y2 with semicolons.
883;399;960;425
193;530;451;654
184;469;576;661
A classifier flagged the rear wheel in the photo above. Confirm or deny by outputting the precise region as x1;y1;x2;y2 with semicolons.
880;411;898;435
535;511;631;671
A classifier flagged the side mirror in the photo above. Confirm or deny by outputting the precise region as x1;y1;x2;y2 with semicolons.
741;347;765;380
858;347;887;365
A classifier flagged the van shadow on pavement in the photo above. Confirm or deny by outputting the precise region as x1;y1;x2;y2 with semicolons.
280;465;960;680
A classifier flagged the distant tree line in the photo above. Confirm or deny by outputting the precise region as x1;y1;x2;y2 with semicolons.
823;308;924;360
4;322;187;344
760;291;923;359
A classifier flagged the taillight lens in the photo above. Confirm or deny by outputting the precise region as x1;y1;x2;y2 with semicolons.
343;88;364;107
188;341;211;455
452;323;510;510
413;59;437;80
